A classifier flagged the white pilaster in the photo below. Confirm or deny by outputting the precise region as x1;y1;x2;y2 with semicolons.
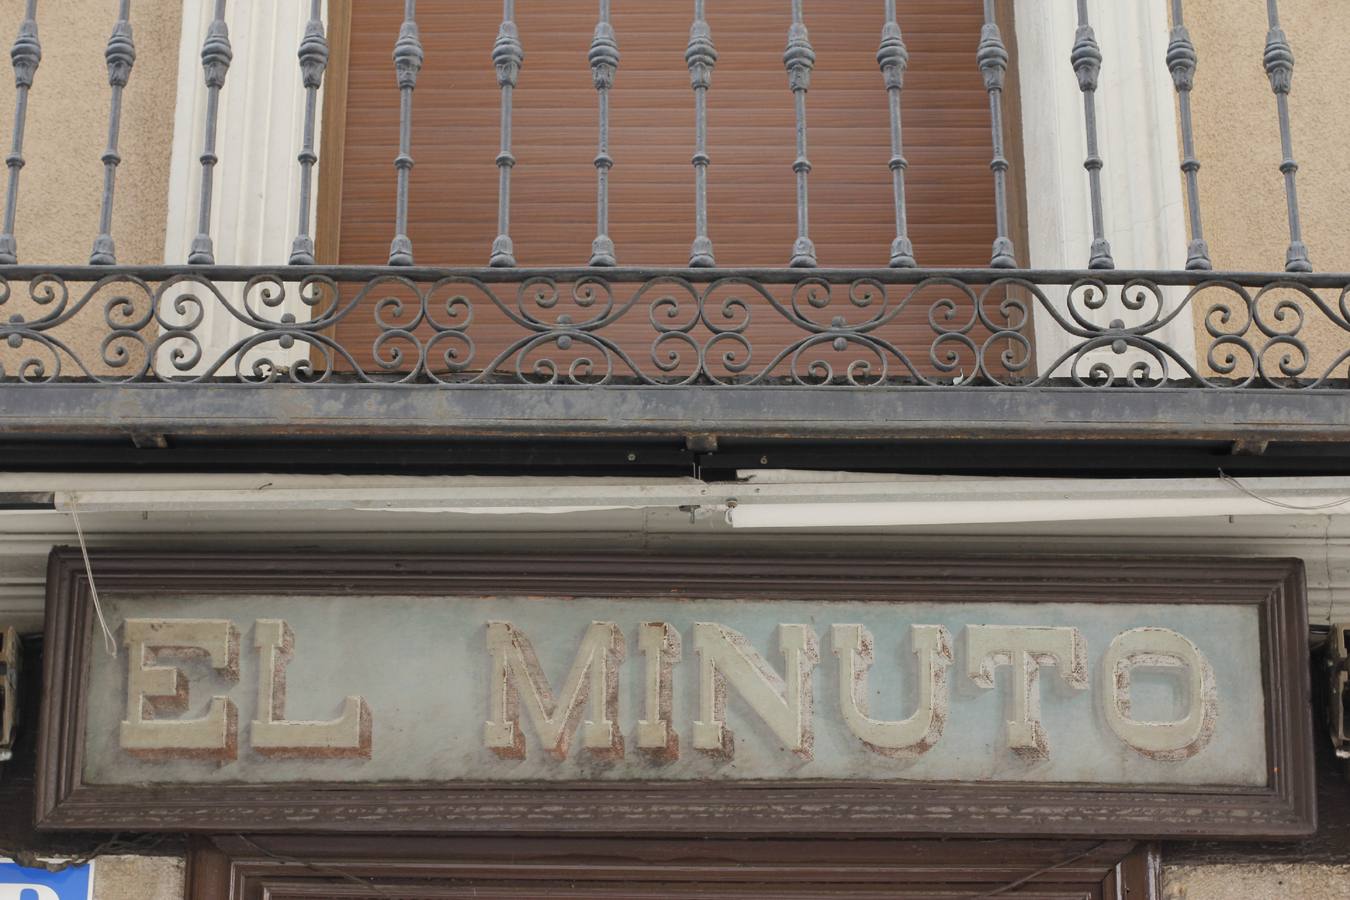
162;1;321;376
1016;0;1196;380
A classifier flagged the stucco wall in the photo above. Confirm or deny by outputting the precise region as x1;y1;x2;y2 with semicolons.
0;0;180;376
1185;0;1350;379
92;855;183;900
1164;863;1350;900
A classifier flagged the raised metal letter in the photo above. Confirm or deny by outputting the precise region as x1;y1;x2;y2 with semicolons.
832;623;952;757
636;621;681;758
119;618;239;760
251;619;372;758
483;621;625;760
1103;626;1218;760
693;622;819;759
966;625;1089;760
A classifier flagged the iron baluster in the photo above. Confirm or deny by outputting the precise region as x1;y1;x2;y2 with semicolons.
1072;0;1112;269
588;0;619;267
188;0;231;265
490;0;523;267
978;0;1015;268
290;0;328;266
0;0;40;265
389;0;423;267
686;0;717;268
878;0;914;268
1167;0;1210;270
1263;0;1311;273
90;0;135;266
784;0;816;268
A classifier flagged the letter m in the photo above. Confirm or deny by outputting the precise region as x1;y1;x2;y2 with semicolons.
483;621;624;760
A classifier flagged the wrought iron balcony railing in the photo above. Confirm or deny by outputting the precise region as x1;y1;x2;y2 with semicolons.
0;0;1348;404
4;265;1350;391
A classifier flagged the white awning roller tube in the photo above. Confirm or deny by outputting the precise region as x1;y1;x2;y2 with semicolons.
11;471;1350;528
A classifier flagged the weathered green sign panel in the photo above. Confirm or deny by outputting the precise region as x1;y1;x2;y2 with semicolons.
38;552;1314;838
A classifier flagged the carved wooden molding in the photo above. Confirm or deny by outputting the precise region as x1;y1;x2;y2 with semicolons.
185;834;1161;899
36;550;1315;838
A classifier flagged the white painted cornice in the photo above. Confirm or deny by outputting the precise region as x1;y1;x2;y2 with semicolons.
3;472;1350;631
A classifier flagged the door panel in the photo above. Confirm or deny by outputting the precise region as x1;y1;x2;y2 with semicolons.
187;837;1155;900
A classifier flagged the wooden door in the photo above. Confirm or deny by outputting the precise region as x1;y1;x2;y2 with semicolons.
323;1;1029;382
187;836;1158;899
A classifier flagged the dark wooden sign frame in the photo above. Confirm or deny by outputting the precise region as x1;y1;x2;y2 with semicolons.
37;549;1315;838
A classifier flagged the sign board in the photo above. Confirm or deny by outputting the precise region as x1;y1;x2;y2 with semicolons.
0;861;91;900
37;551;1315;838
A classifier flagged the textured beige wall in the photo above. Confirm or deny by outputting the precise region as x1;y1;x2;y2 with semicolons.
0;0;180;376
1186;0;1350;379
1165;863;1350;900
92;855;184;900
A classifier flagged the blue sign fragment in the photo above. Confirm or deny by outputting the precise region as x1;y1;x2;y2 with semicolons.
0;860;93;900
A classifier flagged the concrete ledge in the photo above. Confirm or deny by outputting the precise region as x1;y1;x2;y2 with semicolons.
0;384;1348;442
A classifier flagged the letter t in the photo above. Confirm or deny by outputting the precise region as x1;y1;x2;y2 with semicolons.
966;625;1088;760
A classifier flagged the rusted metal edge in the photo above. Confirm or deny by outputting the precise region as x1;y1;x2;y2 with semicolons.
1;384;1349;443
4;263;1350;287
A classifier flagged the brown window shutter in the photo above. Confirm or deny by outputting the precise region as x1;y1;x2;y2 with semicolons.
328;1;1027;381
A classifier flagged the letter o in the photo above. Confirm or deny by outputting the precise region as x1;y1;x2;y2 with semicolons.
1102;627;1217;761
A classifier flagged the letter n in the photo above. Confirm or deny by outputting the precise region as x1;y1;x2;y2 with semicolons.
692;623;818;760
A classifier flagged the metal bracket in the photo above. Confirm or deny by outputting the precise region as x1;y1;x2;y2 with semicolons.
1328;623;1349;769
0;626;18;765
130;432;170;450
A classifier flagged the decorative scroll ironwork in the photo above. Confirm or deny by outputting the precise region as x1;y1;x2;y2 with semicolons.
0;0;40;266
188;0;231;266
90;0;135;266
1263;0;1311;274
3;266;1350;390
1167;0;1211;271
289;0;328;266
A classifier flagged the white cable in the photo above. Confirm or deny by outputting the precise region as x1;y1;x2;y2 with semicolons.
68;494;117;658
1218;470;1350;512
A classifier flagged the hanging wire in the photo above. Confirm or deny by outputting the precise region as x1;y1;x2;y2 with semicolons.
67;495;117;658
